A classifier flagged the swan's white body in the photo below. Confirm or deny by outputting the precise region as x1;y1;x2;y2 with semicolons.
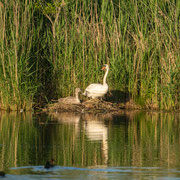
83;64;109;99
58;88;81;104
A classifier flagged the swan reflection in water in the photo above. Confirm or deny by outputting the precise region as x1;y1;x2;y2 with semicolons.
83;113;111;165
50;112;81;124
49;112;81;135
49;112;112;165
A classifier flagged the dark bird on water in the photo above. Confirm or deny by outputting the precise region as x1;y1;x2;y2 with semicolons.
44;159;55;169
0;171;5;177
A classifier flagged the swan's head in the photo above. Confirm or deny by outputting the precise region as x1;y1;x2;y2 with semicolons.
75;88;81;93
101;64;109;71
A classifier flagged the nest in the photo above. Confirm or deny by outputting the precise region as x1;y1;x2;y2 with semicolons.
43;99;128;113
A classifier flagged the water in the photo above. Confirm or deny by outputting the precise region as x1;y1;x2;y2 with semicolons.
0;110;180;179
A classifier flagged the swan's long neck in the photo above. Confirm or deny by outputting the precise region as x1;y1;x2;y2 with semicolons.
75;91;79;101
103;68;109;85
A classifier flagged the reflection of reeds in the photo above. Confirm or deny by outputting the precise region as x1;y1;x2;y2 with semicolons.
108;111;180;168
0;111;34;169
0;111;180;170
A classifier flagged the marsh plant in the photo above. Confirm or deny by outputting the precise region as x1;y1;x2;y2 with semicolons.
0;0;179;110
0;0;38;110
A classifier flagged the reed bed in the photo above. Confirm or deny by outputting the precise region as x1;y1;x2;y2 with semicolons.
0;0;179;110
0;0;38;110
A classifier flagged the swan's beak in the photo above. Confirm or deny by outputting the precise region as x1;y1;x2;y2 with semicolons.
101;66;106;70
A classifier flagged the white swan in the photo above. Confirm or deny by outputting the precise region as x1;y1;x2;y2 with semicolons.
58;88;81;104
83;64;109;99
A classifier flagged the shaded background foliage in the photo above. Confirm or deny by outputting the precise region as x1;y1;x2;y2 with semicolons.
0;0;179;110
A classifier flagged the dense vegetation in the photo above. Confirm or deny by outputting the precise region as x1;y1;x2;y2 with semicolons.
0;0;179;111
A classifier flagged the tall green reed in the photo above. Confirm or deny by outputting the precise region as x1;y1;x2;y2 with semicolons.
0;0;179;110
0;0;38;110
38;0;179;110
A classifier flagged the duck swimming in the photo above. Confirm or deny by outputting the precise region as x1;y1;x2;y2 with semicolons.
0;171;5;177
44;159;55;169
58;88;81;104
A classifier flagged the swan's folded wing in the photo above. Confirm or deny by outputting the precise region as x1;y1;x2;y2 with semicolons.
85;83;108;93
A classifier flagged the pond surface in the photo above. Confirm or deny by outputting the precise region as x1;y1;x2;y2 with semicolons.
0;110;180;179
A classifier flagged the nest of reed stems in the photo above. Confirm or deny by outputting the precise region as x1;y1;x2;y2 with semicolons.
43;97;141;113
